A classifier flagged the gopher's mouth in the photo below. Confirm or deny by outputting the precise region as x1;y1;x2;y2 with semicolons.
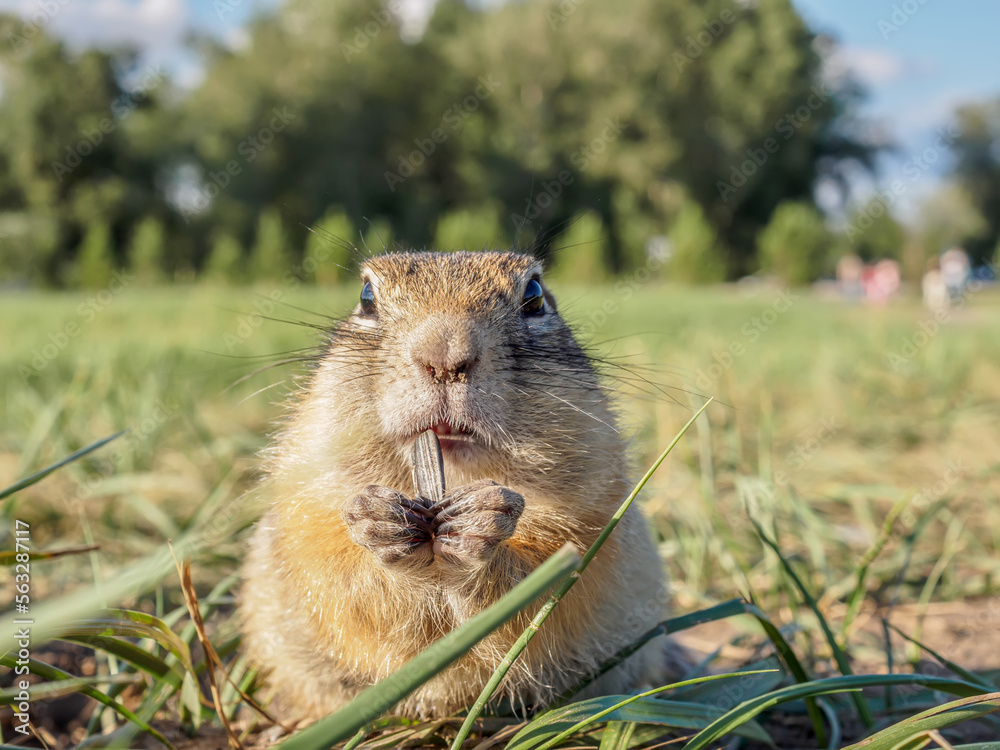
429;422;478;448
403;418;485;461
430;422;475;441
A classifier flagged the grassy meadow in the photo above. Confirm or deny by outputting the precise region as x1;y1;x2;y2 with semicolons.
3;279;1000;748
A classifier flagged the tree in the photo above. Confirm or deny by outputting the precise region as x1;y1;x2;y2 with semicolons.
304;208;354;284
845;202;904;261
0;0;878;284
249;209;290;282
0;16;171;285
434;205;507;251
76;221;115;288
128;217;166;284
667;200;726;284
362;218;394;255
949;99;1000;263
548;212;610;283
914;185;987;262
757;201;832;285
203;233;245;285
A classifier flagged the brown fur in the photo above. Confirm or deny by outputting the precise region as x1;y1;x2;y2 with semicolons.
241;251;677;721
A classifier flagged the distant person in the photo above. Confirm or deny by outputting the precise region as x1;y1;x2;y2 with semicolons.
864;259;900;306
940;247;970;301
922;257;948;313
836;254;864;301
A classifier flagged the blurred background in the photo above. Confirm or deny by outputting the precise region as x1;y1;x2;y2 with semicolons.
0;0;999;286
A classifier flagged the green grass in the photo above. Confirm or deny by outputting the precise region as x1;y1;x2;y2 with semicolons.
2;280;1000;748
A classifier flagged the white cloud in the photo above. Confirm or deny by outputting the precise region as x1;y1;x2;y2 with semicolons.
1;0;190;74
826;45;908;87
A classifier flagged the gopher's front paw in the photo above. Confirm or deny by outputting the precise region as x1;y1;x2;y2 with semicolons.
343;486;434;567
431;480;524;564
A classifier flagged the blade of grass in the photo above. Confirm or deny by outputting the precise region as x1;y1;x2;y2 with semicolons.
842;691;1000;749
841;494;912;639
171;546;246;749
597;722;636;750
743;600;828;744
0;653;174;749
888;623;997;691
59;635;182;684
0;534;199;654
0;544;100;565
276;542;581;750
681;673;991;750
555;598;752;703
0;429;128;505
102;573;247;748
508;671;778;750
0;674;137;703
749;514;875;728
62;609;195;676
816;698;842;750
450;398;714;750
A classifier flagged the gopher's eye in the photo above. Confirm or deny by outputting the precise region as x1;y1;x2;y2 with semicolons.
359;281;377;316
521;278;545;316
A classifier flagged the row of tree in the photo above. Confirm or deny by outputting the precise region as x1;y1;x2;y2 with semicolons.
1;0;998;287
63;199;843;287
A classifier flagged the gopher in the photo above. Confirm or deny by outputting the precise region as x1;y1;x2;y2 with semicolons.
241;250;677;721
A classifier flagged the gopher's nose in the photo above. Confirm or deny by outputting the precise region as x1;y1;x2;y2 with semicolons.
410;317;481;384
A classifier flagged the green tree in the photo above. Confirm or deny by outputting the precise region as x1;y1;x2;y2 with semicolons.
128;217;166;284
0;16;171;285
914;185;987;262
434;205;507;251
76;221;114;288
757;201;832;285
204;233;245;285
362;218;394;254
305;208;354;284
949;98;1000;263
249;209;290;282
667;200;726;284
548;212;609;283
845;202;904;262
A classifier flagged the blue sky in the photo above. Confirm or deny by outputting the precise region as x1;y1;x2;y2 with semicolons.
3;0;997;220
794;0;1000;216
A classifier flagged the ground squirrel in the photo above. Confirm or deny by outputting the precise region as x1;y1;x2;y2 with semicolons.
241;250;678;721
